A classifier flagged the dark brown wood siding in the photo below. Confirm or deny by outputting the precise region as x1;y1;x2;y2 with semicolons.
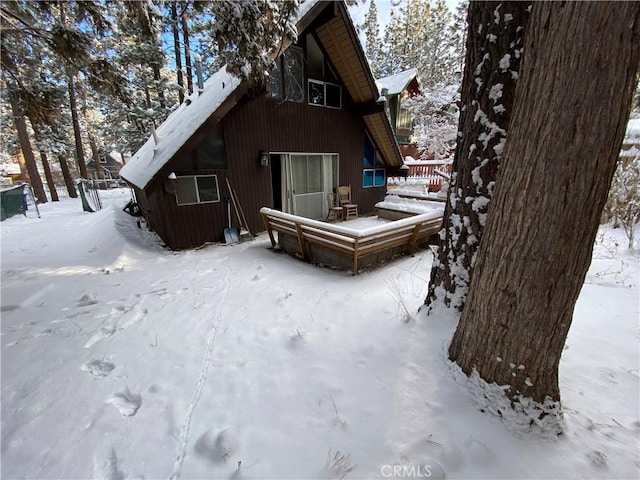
144;92;389;250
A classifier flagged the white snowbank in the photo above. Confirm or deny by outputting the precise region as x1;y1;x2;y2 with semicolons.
1;190;638;479
376;195;446;215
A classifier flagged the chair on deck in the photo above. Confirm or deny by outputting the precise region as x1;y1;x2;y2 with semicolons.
338;185;358;221
326;192;343;222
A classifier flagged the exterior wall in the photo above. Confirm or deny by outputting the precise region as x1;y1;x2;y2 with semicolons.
144;93;389;250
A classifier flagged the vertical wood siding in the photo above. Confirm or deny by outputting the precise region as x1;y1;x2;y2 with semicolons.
144;93;390;249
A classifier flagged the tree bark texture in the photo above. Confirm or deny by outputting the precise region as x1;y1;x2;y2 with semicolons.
39;152;59;202
425;1;530;310
67;72;88;179
449;2;640;405
8;90;47;203
78;77;105;182
181;12;193;96
171;3;185;103
58;155;78;198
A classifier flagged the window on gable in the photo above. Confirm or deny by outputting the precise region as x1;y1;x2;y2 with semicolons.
397;96;413;130
267;47;303;103
363;134;385;188
308;79;341;109
307;34;324;79
176;175;220;206
194;123;225;169
267;59;282;99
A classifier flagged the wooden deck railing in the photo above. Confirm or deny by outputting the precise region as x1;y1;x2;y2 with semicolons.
260;207;442;274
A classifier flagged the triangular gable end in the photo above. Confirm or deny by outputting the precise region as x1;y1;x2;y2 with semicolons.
120;0;402;192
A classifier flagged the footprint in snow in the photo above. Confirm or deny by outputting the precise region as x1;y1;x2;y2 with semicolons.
85;324;117;349
78;293;99;307
107;388;142;416
81;359;115;377
195;428;239;463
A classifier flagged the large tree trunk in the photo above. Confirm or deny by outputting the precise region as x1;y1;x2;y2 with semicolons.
39;152;59;202
171;2;185;103
425;1;530;310
68;72;88;179
449;1;640;414
78;80;105;184
15;146;29;183
181;10;193;95
58;155;78;198
31;121;59;202
8;90;47;204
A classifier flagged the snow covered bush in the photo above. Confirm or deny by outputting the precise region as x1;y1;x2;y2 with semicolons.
603;152;640;249
406;83;460;158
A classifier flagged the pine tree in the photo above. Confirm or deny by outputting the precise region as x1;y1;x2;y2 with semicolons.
421;0;456;87
198;1;299;87
449;1;639;427
379;0;460;87
362;0;384;78
425;2;531;310
449;1;469;75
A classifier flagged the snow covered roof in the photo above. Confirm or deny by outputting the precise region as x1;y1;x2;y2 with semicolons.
120;1;323;191
376;68;418;96
0;162;21;175
120;0;401;190
119;67;241;189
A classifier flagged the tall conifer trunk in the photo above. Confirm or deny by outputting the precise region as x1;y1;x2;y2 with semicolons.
425;1;530;310
8;90;47;203
449;2;640;411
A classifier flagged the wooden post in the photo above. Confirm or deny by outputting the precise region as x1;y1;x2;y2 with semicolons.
294;222;307;260
261;213;276;246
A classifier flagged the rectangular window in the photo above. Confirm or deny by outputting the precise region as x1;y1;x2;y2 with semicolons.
363;134;385;188
363;168;386;188
176;175;220;206
397;98;413;130
283;47;304;102
267;47;303;102
194;123;225;169
308;79;341;109
267;59;282;99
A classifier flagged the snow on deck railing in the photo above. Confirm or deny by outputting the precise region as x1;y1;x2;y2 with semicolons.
259;207;442;274
389;160;453;192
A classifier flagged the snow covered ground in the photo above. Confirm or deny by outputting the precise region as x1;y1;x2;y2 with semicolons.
1;189;638;479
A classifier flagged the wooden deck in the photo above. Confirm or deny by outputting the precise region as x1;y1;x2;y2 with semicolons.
260;207;442;274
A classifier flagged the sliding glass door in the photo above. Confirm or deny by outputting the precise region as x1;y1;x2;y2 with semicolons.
274;153;338;219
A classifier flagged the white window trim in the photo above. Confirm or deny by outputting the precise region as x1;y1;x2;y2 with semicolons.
363;168;386;188
176;174;220;206
308;79;342;109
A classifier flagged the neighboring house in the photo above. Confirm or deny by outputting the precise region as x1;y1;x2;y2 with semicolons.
119;0;403;250
620;117;640;160
0;161;23;185
87;151;124;180
376;68;420;158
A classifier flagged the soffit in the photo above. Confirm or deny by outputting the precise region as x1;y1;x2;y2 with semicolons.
364;113;403;167
315;16;376;104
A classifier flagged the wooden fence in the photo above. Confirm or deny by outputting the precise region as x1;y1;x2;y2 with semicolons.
260;207;442;274
404;161;453;191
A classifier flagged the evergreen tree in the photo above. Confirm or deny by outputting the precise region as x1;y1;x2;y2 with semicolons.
421;0;456;87
425;1;531;310
449;1;639;427
449;1;469;75
200;1;299;87
380;0;460;87
362;0;384;78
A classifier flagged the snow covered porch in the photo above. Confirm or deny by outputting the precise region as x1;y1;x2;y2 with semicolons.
260;207;443;274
